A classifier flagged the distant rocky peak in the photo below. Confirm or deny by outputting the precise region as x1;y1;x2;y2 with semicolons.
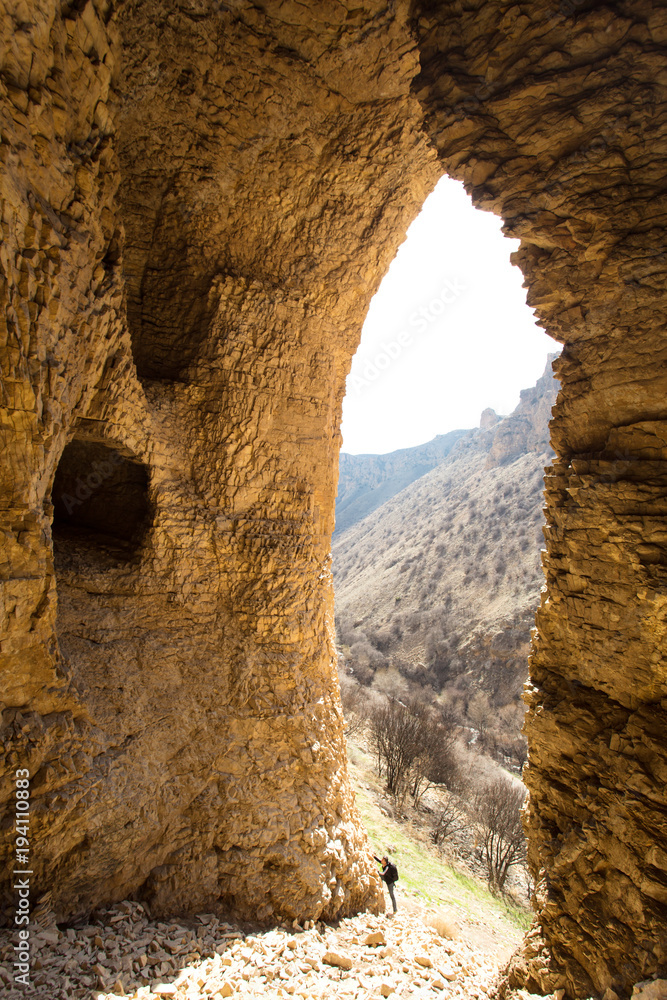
486;355;560;467
480;407;502;430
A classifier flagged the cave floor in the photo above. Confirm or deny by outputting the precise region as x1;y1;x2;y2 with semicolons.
0;897;544;999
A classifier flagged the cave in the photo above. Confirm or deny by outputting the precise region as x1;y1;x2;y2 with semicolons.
51;439;150;562
1;2;666;997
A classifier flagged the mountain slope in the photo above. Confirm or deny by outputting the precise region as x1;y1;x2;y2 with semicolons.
335;429;468;535
333;358;559;751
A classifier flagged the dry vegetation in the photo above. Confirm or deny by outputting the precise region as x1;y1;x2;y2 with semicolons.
340;673;530;900
334;444;549;772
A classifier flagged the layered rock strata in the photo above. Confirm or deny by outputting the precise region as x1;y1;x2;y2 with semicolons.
411;3;667;993
1;1;666;996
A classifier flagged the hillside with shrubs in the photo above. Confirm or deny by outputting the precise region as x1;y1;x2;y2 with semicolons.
336;428;468;535
333;357;559;774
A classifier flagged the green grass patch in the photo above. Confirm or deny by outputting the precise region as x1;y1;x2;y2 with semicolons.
348;743;531;939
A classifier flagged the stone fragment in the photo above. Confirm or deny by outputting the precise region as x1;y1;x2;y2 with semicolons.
323;951;354;971
438;969;457;982
632;982;667;1000
33;929;61;946
364;931;386;947
415;955;433;968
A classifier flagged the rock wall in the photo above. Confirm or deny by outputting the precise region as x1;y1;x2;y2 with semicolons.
1;0;666;995
410;3;667;993
1;0;438;925
487;356;559;467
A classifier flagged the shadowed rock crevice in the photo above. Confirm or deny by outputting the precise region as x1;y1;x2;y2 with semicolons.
122;189;222;381
52;440;151;560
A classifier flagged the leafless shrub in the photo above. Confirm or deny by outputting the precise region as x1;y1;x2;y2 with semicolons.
426;910;459;939
349;640;385;667
430;791;466;846
473;776;526;893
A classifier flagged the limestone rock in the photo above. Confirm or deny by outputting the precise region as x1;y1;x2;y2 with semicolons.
480;408;501;431
1;2;667;997
632;981;667;1000
415;954;433;969
486;356;559;468
322;951;353;971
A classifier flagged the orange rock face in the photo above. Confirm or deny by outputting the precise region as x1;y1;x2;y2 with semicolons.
1;1;666;995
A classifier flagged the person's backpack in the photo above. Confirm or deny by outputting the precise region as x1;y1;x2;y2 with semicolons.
386;861;398;884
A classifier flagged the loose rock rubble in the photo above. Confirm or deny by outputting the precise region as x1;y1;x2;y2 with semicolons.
0;899;516;999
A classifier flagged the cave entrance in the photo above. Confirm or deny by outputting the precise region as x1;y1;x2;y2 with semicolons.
51;439;151;567
334;173;558;765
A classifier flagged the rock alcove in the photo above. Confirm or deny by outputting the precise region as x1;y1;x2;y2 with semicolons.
51;439;150;561
1;2;666;997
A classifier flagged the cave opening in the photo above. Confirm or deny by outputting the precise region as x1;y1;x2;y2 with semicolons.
51;439;151;566
334;174;558;779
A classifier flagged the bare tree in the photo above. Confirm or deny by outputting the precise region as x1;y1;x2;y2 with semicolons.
340;682;368;738
467;690;492;740
473;776;527;893
369;696;459;806
368;697;429;796
409;716;458;807
430;791;466;846
337;661;369;738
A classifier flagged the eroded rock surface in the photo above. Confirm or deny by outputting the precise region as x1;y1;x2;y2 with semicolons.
411;3;667;993
1;1;667;996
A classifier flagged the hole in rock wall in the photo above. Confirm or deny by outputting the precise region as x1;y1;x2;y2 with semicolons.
51;439;151;566
127;262;215;381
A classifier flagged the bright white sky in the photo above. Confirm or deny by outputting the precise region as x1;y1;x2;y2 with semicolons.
340;176;559;455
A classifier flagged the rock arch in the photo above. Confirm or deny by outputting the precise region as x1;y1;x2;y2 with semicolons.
1;1;665;995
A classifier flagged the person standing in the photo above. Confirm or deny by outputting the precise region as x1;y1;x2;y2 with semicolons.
373;854;398;913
